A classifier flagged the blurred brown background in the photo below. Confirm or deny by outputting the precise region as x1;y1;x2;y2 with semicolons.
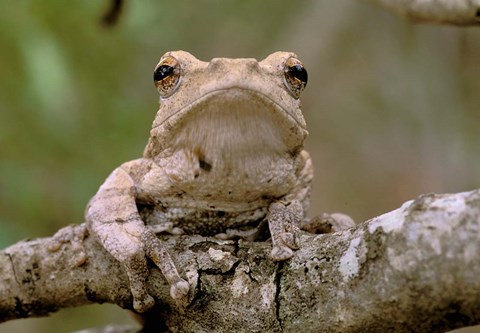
0;1;479;332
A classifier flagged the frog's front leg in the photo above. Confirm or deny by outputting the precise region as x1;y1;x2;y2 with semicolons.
86;161;189;313
267;150;313;261
267;200;302;261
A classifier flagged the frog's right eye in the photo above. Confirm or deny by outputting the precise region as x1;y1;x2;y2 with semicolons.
154;55;181;97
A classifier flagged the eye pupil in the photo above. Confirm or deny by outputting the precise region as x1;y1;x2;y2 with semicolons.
154;65;174;82
290;64;308;83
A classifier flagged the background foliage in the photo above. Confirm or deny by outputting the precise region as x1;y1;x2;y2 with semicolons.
0;1;479;332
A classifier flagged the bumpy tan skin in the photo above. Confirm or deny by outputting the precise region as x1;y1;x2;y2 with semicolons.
85;51;313;313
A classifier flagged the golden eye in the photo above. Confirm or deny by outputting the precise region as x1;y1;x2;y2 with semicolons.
153;55;181;97
284;57;308;99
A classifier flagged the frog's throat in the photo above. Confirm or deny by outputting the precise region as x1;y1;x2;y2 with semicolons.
144;88;308;159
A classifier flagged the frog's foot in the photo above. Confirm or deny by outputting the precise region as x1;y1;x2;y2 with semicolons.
47;224;88;266
120;232;190;313
141;229;190;300
302;213;355;234
267;200;302;261
128;265;188;312
92;219;190;313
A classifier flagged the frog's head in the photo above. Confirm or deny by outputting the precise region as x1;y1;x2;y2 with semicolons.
144;51;308;160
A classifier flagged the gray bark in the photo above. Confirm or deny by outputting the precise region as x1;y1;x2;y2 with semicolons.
1;190;480;332
369;0;480;25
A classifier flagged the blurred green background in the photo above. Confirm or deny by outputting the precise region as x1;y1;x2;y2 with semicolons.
1;1;479;332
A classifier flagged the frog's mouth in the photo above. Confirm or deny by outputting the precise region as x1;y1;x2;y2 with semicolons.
145;88;308;158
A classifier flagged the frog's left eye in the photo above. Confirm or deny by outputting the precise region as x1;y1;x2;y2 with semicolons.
284;57;308;99
154;55;181;97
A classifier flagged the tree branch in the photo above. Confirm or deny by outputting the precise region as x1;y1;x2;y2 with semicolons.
369;0;480;25
1;190;480;332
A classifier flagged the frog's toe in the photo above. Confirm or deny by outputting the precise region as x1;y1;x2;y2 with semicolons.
133;294;155;313
170;279;190;299
280;231;300;250
271;245;294;261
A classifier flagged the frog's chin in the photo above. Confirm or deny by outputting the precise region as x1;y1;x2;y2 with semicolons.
145;88;307;159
